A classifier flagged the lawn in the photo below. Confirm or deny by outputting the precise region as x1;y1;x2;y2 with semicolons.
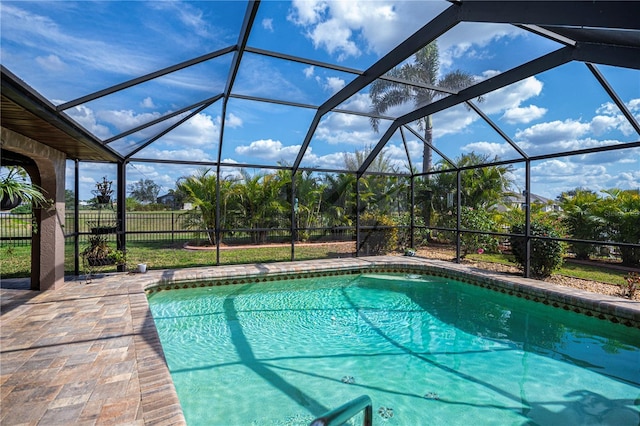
0;241;355;278
0;241;630;290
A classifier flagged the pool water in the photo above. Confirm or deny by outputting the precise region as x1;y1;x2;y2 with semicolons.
148;273;640;425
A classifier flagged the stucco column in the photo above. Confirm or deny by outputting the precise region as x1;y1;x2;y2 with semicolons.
1;127;66;290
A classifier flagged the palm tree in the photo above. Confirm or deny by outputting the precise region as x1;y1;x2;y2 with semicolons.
595;188;640;267
176;168;218;245
232;170;288;244
369;42;479;175
558;188;603;260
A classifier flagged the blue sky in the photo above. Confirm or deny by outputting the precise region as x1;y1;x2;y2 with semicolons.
1;0;638;201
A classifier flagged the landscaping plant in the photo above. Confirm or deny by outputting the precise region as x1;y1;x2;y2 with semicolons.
510;219;566;279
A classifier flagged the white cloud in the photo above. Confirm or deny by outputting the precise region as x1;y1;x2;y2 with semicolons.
315;112;378;146
136;147;215;162
287;1;447;61
262;18;274;32
235;139;301;162
66;105;112;139
308;18;360;61
438;22;523;71
462;141;518;158
303;65;315;78
516;119;589;148
501;105;547;124
302;151;345;170
431;104;479;138
338;93;372;113
324;76;346;94
97;109;163;132
225;112;243;129
140;97;156;109
287;1;328;26
35;54;66;71
160;113;219;147
593;99;640;137
483;76;544;116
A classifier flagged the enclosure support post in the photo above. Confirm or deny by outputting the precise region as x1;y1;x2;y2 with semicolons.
410;176;415;250
117;161;126;272
74;159;80;276
355;177;360;257
455;170;461;263
524;160;531;278
290;171;296;261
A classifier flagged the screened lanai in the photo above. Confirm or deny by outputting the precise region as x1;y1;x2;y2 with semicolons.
1;1;639;290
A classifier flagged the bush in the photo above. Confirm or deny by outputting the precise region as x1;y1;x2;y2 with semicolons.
458;207;499;257
436;207;499;257
359;212;398;255
510;220;565;279
395;212;430;248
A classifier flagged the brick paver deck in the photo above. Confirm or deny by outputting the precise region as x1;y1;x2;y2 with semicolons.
2;256;638;425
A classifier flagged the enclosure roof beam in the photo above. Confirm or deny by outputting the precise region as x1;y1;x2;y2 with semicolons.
291;2;462;173
104;94;223;145
224;1;259;97
124;95;223;160
573;43;640;70
402;124;456;168
56;45;236;113
587;63;640;135
459;1;640;30
466;100;528;160
357;46;574;176
397;46;574;127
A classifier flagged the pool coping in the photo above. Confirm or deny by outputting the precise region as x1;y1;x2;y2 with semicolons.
142;256;640;329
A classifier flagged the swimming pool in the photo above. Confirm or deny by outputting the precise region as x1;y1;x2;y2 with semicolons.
148;272;640;425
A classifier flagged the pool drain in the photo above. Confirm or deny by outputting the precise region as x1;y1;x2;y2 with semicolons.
341;375;355;384
378;407;394;419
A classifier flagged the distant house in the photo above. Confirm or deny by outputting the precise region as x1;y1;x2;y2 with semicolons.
156;193;183;210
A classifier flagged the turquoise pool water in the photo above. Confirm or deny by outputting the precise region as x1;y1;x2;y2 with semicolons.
148;273;640;425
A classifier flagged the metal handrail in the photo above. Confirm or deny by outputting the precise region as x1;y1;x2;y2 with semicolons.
309;395;373;426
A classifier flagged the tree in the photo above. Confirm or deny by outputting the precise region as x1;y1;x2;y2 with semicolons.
595;189;640;267
65;189;75;210
176;169;218;245
369;42;479;175
426;153;515;215
558;188;603;260
230;170;288;244
128;179;160;204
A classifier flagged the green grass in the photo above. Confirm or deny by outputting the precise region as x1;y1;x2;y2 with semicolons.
0;241;349;278
465;251;627;286
0;242;630;288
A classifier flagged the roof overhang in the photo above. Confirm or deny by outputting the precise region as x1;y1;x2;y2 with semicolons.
1;66;122;162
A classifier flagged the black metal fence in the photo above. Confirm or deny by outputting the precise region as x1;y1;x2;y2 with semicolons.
0;213;32;246
0;211;357;247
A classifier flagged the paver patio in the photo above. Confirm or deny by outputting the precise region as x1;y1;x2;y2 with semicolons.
2;256;638;425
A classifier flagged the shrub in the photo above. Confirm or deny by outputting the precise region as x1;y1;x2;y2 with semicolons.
458;207;499;257
395;212;430;248
359;212;398;255
510;220;566;279
436;206;499;257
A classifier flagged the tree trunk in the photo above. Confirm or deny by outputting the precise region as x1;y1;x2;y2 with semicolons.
423;115;434;228
422;115;433;175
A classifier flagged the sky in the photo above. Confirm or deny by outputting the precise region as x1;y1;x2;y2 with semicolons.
1;0;638;201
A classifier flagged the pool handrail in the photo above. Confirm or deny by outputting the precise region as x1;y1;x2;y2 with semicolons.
309;395;373;426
